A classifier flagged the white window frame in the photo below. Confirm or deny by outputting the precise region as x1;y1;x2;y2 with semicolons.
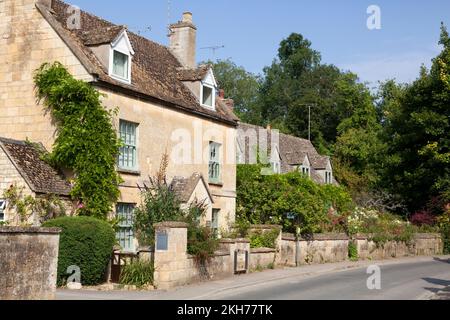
116;203;135;252
0;200;6;222
108;30;134;84
209;142;221;184
300;165;310;177
200;83;216;109
325;171;333;184
110;49;131;83
211;208;220;237
118;120;139;171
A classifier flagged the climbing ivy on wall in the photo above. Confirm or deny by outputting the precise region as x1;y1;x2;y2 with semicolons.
34;62;122;219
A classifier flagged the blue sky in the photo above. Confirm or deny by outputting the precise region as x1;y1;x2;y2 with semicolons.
69;0;450;88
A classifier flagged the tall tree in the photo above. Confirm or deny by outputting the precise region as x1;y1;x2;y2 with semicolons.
381;24;450;212
258;33;376;153
206;59;262;124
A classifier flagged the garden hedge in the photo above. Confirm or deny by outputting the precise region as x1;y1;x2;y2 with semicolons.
43;216;116;286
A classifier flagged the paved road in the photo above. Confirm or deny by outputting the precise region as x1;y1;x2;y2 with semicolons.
57;256;450;300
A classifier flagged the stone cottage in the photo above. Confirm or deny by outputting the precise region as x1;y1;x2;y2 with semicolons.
0;137;72;225
0;0;239;251
237;123;336;185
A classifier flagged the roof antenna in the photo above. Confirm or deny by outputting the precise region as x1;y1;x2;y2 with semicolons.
167;0;172;37
200;45;225;58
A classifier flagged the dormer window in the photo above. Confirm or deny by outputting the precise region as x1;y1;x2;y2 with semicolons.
200;68;217;109
301;165;310;177
108;29;134;84
201;84;215;109
112;50;129;80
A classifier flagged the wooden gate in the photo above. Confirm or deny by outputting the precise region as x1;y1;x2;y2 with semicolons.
110;251;138;283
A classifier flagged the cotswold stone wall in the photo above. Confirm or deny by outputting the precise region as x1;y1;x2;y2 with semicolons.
153;222;248;290
355;233;443;260
249;248;276;270
0;227;61;300
279;233;443;266
280;233;349;267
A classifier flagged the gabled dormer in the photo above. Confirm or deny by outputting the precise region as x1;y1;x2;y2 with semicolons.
200;68;217;110
270;146;282;174
177;65;218;110
299;154;311;178
108;29;134;84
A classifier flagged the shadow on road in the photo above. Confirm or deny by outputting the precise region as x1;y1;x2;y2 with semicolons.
422;277;450;295
433;257;450;264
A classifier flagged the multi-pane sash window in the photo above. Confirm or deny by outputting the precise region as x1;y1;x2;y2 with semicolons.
325;171;333;184
301;166;310;177
209;142;221;183
116;203;135;252
212;209;220;237
0;200;6;222
118;120;138;170
112;50;129;80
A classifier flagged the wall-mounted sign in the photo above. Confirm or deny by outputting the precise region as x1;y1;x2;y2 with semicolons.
234;250;249;274
156;232;168;251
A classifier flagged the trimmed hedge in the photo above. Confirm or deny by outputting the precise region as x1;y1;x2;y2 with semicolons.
43;216;116;286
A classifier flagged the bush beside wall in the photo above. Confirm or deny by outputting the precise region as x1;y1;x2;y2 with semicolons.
43;216;116;286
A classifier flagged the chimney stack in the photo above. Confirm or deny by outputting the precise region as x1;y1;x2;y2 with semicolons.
169;12;197;69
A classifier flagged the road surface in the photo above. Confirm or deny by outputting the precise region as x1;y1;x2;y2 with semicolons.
57;256;450;300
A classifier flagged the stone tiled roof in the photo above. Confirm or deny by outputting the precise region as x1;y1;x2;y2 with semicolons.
37;1;238;126
237;123;335;184
177;65;211;82
170;173;213;204
0;138;71;196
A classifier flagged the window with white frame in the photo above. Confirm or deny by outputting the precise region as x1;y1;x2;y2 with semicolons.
202;84;214;108
211;208;220;237
0;200;6;222
112;50;130;80
300;165;310;177
271;161;281;174
325;171;333;184
118;120;138;171
209;142;221;183
116;203;135;252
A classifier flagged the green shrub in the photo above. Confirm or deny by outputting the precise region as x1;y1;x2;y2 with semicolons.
236;165;354;235
187;225;219;264
249;229;279;249
348;242;359;261
119;260;154;288
43;216;115;286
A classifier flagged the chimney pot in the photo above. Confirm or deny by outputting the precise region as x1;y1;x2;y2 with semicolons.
182;12;193;24
267;124;272;131
219;89;225;99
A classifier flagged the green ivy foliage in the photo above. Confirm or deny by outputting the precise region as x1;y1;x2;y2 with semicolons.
236;164;354;235
34;62;122;219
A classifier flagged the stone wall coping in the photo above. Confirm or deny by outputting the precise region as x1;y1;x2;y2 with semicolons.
154;221;189;229
282;233;349;241
187;250;230;259
249;225;282;230
0;227;61;234
250;247;276;254
354;233;441;240
414;233;442;240
219;238;250;244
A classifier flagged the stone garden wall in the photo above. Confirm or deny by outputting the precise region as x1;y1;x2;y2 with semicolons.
355;233;443;260
0;227;61;300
